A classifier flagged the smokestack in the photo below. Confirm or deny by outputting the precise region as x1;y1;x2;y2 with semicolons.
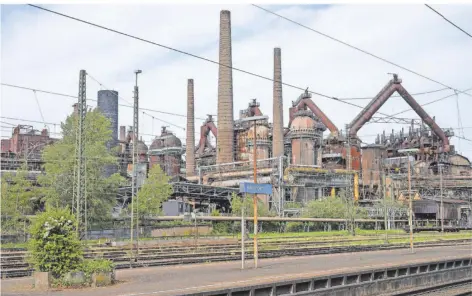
120;126;126;142
216;10;234;164
186;79;196;177
272;47;284;158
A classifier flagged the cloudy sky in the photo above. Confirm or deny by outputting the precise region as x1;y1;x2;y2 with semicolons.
1;4;472;159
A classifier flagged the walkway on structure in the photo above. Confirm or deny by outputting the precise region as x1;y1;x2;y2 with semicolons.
2;244;471;296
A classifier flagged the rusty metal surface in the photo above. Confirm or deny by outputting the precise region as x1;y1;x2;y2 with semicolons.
361;145;387;186
348;76;450;153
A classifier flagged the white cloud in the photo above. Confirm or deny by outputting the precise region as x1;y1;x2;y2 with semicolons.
1;4;471;159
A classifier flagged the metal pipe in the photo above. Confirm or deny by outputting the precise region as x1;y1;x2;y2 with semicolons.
301;99;339;133
395;84;450;152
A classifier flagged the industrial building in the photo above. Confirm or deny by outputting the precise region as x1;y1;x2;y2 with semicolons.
1;9;470;226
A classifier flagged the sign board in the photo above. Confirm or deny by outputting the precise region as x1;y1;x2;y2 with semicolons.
239;182;272;195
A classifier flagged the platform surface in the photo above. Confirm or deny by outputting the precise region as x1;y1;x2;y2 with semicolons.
2;244;471;296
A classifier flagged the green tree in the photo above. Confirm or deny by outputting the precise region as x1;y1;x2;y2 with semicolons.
302;196;347;219
230;193;272;217
38;109;124;222
28;207;83;278
1;165;38;236
302;191;367;235
134;164;173;217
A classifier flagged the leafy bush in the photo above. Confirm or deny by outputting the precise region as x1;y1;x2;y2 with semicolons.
28;207;83;278
79;259;114;282
211;221;232;234
286;222;304;232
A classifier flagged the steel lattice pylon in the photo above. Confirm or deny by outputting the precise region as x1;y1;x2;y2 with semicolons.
73;69;87;237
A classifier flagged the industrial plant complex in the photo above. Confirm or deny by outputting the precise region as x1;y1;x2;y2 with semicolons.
1;9;471;227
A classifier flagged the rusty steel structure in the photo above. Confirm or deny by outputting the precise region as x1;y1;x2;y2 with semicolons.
149;126;184;177
5;9;470;226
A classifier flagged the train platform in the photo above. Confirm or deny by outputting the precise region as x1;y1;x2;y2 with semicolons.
2;244;471;296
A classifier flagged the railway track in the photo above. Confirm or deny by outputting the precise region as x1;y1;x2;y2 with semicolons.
1;238;470;279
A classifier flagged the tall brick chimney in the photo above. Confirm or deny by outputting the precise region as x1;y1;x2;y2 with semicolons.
186;79;196;177
272;47;284;158
216;10;234;164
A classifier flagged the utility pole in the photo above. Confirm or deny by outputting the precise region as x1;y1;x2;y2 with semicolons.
74;69;87;238
398;149;417;253
439;163;444;232
407;153;414;253
130;69;142;262
241;194;245;270
383;172;388;244
252;120;258;269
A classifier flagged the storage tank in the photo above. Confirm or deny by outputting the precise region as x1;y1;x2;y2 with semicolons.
288;110;325;166
149;127;183;177
97;90;119;177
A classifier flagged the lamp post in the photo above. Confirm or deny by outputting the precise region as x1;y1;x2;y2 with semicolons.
239;114;268;269
398;148;418;253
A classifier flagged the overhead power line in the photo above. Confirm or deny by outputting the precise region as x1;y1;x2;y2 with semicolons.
384;87;472;119
252;4;472;98
425;4;472;39
1;83;206;121
338;87;449;101
27;4;391;113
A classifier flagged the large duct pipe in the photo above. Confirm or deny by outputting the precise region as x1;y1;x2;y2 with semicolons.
272;47;284;158
216;10;234;164
186;79;196;177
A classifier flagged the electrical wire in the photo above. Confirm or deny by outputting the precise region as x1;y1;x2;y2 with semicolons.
382;87;472;119
27;4;405;114
1;83;207;121
425;4;472;39
252;4;472;98
338;87;449;101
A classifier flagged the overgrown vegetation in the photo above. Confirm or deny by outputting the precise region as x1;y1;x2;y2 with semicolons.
28;207;114;286
79;258;114;283
133;164;173;218
28;207;83;278
39;109;124;223
230;192;274;217
1;165;38;237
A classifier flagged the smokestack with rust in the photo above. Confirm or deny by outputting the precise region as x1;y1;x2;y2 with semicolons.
216;10;234;164
272;47;284;158
186;79;196;177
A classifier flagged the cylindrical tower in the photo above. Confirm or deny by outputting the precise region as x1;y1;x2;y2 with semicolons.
272;47;284;158
97;90;119;149
186;79;196;177
288;110;325;166
149;127;183;177
97;90;119;177
216;10;234;164
247;122;270;162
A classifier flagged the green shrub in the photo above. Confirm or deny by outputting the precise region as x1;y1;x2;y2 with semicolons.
211;221;232;234
79;259;114;283
286;222;304;232
28;207;83;278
